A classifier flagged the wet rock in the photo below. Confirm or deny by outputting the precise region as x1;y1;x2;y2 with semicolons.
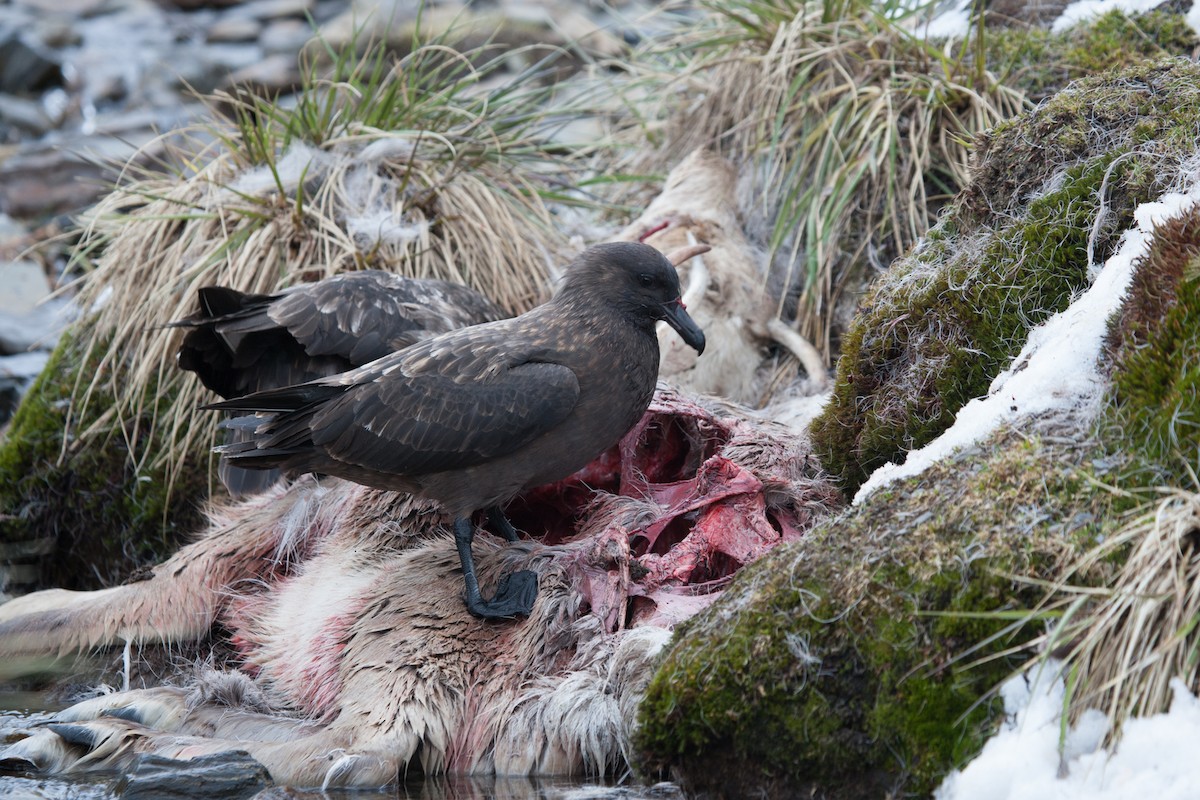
0;350;50;425
169;42;266;94
33;19;83;49
259;18;311;54
0;259;68;363
224;0;315;22
0;93;52;137
0;24;63;95
0;103;198;219
157;0;243;9
220;52;301;94
0;259;51;319
207;16;263;43
114;751;272;800
0;140;124;219
11;0;114;16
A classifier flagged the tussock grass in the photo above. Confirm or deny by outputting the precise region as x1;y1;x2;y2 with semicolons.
1030;485;1200;735
626;0;1024;358
63;30;608;494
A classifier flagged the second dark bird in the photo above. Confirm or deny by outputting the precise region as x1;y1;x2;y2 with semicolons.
174;271;505;496
205;241;707;619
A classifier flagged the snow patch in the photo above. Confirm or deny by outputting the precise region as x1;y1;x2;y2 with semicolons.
1052;0;1167;33
936;660;1200;800
854;181;1200;505
910;0;973;40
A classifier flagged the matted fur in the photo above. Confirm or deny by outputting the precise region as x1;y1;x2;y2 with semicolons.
0;386;840;787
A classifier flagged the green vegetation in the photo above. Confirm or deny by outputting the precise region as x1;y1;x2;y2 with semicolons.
983;10;1199;101
811;58;1200;495
1;25;621;592
1106;205;1200;484
638;432;1124;797
0;333;207;590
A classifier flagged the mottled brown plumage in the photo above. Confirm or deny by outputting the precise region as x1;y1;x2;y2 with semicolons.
207;242;706;618
174;271;505;496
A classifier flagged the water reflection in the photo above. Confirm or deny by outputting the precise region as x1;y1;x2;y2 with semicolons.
1;708;683;800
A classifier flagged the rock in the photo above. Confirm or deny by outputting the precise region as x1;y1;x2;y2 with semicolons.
154;0;243;9
0;103;197;219
0;93;52;136
0;259;69;359
0;260;50;318
220;52;301;95
0;25;63;95
258;18;312;54
224;0;315;21
33;18;83;49
113;751;271;800
11;0;114;16
0;350;49;426
207;17;263;43
171;42;266;94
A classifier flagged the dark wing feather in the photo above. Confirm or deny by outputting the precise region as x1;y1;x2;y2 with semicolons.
303;361;579;475
268;272;506;364
213;322;579;479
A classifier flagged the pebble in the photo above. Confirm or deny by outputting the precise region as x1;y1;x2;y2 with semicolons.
259;18;311;54
207;16;263;42
0;93;52;137
224;0;315;22
0;23;63;94
221;52;302;94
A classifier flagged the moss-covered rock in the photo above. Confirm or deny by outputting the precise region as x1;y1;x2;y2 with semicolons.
811;58;1200;496
1105;203;1200;484
637;57;1200;799
0;331;209;592
636;432;1124;798
982;10;1199;102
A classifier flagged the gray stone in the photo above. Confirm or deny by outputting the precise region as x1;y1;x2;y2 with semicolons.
0;25;63;95
259;18;312;55
225;0;315;22
208;17;263;44
0;349;49;426
170;42;266;94
220;53;301;95
0;93;51;135
11;0;114;15
0;259;50;316
114;751;271;800
33;18;82;49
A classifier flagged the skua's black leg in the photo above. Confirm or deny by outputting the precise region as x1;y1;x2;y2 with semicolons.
487;506;521;542
453;517;538;619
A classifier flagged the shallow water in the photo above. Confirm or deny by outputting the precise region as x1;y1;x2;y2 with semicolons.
0;700;684;800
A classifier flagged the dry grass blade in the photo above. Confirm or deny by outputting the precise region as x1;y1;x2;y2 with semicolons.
625;0;1026;360
1036;486;1200;735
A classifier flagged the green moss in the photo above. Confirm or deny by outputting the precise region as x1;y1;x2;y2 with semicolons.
0;330;209;591
1106;205;1200;484
811;59;1200;496
637;430;1126;798
983;11;1199;102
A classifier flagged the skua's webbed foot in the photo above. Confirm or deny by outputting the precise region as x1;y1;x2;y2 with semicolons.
453;517;538;619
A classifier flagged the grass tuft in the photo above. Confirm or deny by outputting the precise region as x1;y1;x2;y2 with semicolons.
48;25;613;514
